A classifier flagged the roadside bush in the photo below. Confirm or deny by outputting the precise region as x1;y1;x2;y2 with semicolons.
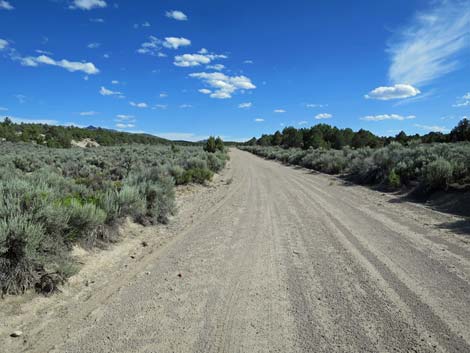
422;158;453;191
241;142;470;193
0;142;228;295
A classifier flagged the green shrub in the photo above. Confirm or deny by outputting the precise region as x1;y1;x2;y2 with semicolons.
422;158;453;191
0;216;45;294
387;169;401;188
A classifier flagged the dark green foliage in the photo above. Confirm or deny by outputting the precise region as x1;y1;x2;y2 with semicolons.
0;143;228;295
0;117;198;148
204;136;225;153
245;119;470;149
241;142;470;194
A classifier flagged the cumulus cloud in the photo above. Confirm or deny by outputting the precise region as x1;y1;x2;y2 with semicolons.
254;118;264;122
206;64;225;71
130;101;148;108
163;37;191;49
0;38;8;50
174;52;227;67
306;103;327;108
20;55;99;74
199;88;211;94
100;86;122;96
116;114;135;120
165;10;187;21
190;72;256;99
0;1;13;10
388;0;470;86
137;36;163;56
274;109;286;113
361;114;416;121
453;92;470;107
71;0;107;10
87;42;101;49
116;123;135;129
365;84;421;100
238;102;252;109
79;111;99;116
414;124;449;133
315;113;333;120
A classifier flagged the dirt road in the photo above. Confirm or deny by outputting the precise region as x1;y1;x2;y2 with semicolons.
3;149;470;353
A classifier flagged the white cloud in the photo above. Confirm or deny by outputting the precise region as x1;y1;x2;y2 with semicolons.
111;80;119;84
274;109;286;113
116;123;135;129
10;116;58;125
190;72;256;99
87;42;101;49
165;10;187;21
137;36;162;56
163;37;191;50
180;104;192;108
0;1;13;10
15;94;26;103
238;102;252;109
174;52;227;67
388;0;470;86
315;113;333;120
21;55;99;74
100;86;122;96
361;114;416;121
79;111;98;116
116;114;135;121
71;0;107;10
298;121;308;125
90;18;104;23
453;101;470;107
453;92;470;107
0;38;9;50
243;60;253;64
159;92;168;98
306;103;327;108
153;104;167;109
130;101;148;108
199;88;212;94
254;118;264;122
414;124;449;133
365;84;421;100
206;64;225;71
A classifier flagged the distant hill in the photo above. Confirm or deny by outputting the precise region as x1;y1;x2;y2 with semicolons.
0;117;196;148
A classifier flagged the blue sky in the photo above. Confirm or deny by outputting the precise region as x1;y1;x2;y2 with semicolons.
1;0;470;141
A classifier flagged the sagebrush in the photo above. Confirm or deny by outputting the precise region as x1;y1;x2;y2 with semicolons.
0;143;228;295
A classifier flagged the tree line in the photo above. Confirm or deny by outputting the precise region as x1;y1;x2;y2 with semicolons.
0;117;197;148
245;118;470;149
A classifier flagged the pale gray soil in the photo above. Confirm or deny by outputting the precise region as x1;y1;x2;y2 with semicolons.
2;149;470;353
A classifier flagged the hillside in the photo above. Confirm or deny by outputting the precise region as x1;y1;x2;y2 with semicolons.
0;117;196;148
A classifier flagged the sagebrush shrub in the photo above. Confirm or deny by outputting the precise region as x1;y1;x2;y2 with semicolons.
0;142;228;294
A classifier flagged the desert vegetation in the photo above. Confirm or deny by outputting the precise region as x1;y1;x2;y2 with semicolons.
0;117;197;147
241;119;470;195
0;141;228;295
